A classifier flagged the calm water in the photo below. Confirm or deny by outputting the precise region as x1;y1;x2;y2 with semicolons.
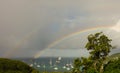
14;57;75;72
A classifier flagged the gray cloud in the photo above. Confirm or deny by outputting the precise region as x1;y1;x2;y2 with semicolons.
0;0;120;57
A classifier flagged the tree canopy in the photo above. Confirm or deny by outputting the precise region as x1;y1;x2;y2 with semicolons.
72;32;116;73
85;32;113;60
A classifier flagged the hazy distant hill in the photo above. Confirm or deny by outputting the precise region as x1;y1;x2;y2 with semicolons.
110;53;120;58
106;53;120;61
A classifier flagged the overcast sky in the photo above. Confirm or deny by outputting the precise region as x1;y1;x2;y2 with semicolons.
0;0;120;58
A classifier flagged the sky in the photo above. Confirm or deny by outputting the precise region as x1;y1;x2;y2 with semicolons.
0;0;120;58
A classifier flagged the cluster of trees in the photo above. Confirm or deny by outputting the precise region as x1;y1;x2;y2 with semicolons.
72;32;120;73
0;58;39;73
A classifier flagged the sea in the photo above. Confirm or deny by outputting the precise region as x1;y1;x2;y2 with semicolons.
13;57;76;72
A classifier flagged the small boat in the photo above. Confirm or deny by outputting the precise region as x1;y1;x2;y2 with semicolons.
37;65;40;67
56;60;60;63
66;67;70;71
29;64;33;67
58;57;62;61
34;62;37;65
71;65;74;68
54;67;58;70
49;59;52;66
43;65;46;68
63;66;66;69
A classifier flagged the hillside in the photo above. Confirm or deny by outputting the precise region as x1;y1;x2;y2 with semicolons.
106;53;120;61
110;53;120;58
0;58;39;73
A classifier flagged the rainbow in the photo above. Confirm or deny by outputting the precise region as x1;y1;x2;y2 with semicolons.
34;25;114;58
3;25;114;58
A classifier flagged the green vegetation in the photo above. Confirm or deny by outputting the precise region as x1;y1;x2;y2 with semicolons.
104;58;120;73
72;32;120;73
0;58;39;73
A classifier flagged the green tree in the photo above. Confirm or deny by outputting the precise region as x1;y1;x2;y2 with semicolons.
85;32;113;73
73;32;114;73
72;58;81;73
80;57;93;72
72;57;93;73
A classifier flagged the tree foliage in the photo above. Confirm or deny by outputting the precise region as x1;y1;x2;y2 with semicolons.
85;32;113;60
72;58;81;73
103;58;120;73
72;32;115;73
85;32;113;72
